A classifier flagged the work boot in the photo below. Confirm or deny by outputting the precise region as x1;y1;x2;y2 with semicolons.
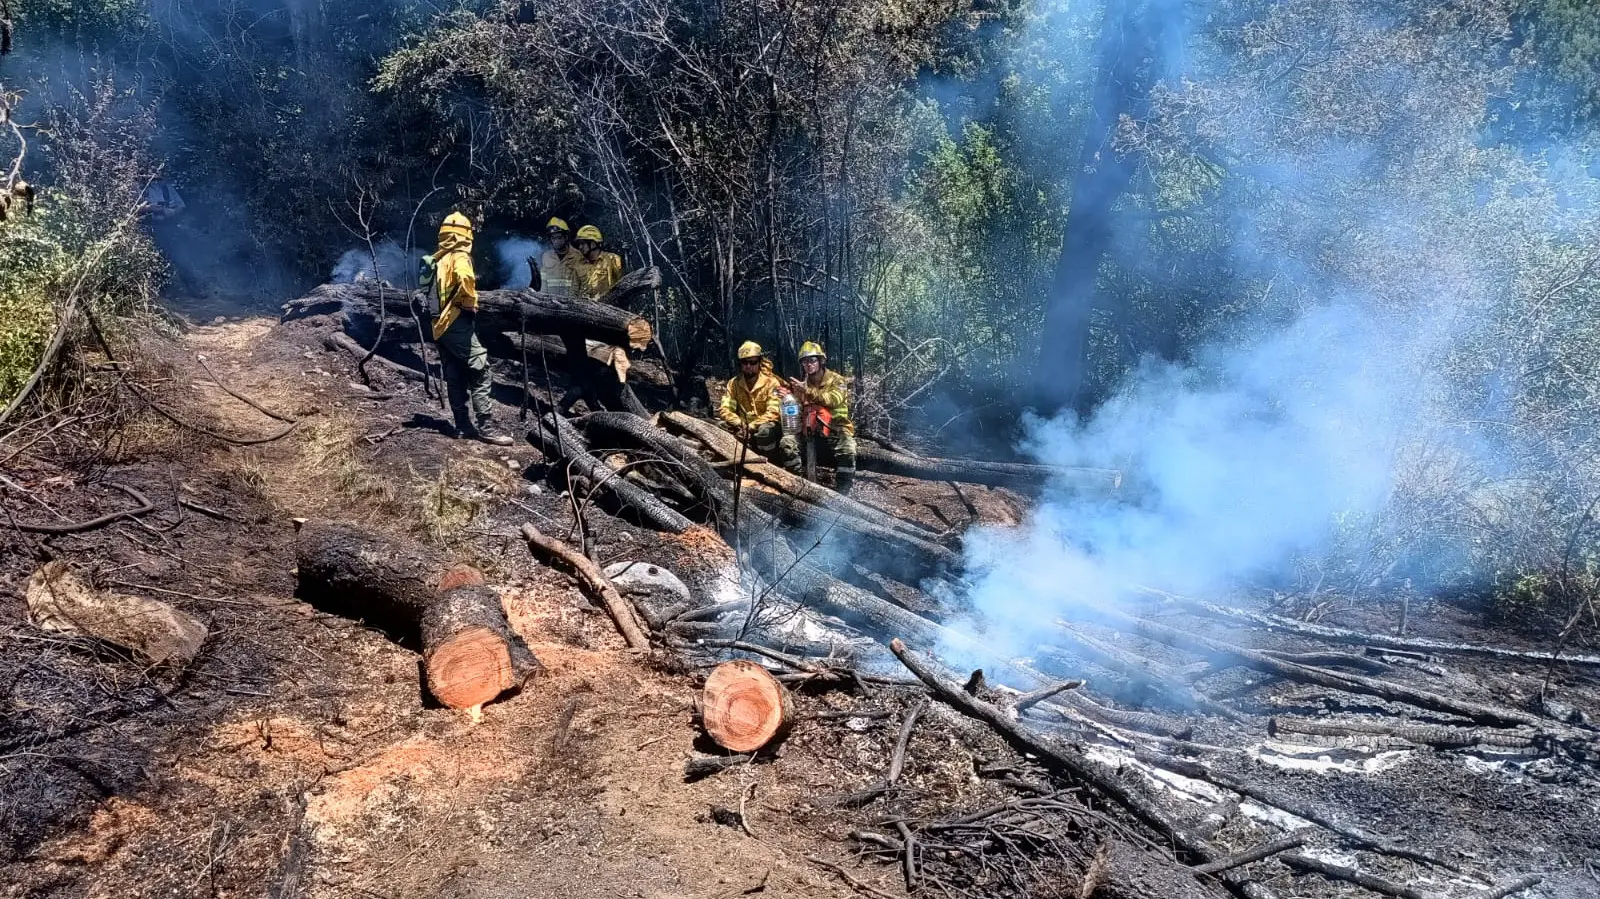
834;466;856;495
471;416;516;447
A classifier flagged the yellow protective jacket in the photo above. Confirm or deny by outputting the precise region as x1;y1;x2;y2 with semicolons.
719;362;784;429
537;246;577;296
431;229;478;340
797;368;854;435
569;251;623;300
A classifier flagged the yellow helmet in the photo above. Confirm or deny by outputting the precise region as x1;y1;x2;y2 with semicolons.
575;224;603;243
439;211;473;240
546;216;570;233
798;340;825;362
737;341;764;360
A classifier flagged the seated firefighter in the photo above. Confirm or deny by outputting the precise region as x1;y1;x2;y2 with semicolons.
718;341;797;468
787;341;856;494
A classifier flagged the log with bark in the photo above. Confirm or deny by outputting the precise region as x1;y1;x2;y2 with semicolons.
661;411;943;542
1079;606;1549;729
294;520;536;709
532;411;694;533
855;442;1121;493
285;272;658;350
701;660;795;752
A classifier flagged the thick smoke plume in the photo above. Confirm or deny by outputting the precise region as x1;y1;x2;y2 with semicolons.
948;1;1600;662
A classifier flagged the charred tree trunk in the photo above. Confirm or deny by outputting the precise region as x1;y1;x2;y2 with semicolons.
661;411;943;542
532;411;695;533
284;272;657;350
856;443;1121;493
294;521;536;709
1037;0;1184;413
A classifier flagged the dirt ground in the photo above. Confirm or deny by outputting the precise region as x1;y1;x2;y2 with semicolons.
3;302;1599;899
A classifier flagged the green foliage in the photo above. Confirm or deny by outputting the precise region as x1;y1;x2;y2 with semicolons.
12;0;148;38
0;75;164;412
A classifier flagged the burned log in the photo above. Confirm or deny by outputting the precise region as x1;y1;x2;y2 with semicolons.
1268;717;1542;751
889;639;1276;899
1082;606;1548;729
294;520;535;709
285;274;657;351
323;331;424;382
745;487;962;583
855;442;1121;493
532;411;694;534
1135;750;1455;870
1143;589;1600;670
702;660;795;752
1050;625;1247;722
661;411;942;542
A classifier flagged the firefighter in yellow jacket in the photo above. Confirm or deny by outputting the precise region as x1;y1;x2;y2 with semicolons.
787;341;856;493
718;341;797;469
568;225;624;300
432;211;514;446
531;216;578;295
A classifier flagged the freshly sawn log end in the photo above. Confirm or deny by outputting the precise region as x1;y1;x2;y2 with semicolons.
702;660;795;752
421;584;536;709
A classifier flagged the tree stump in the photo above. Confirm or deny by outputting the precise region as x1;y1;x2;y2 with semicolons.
702;660;794;752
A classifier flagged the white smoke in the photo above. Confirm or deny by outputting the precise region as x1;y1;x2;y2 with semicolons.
951;298;1461;661
495;236;545;290
330;239;422;287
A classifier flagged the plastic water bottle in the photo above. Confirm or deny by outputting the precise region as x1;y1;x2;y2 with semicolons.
781;392;800;434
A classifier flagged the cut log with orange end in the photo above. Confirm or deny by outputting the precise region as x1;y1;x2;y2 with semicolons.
421;584;535;710
295;520;536;710
702;660;794;752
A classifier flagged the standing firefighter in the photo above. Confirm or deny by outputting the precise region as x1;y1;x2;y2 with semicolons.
718;341;797;469
568;225;623;300
431;211;514;446
787;341;856;494
530;216;577;295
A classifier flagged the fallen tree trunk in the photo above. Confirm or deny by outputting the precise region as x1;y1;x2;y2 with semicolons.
662;411;942;542
1268;717;1542;751
855;443;1121;493
1082;606;1547;729
294;520;536;709
1049;625;1247;722
744;487;963;583
286;273;657;350
323;331;425;382
1140;589;1600;670
532;411;694;533
1134;750;1455;870
889;639;1274;899
591;411;961;583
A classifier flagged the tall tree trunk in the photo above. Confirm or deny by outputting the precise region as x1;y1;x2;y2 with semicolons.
1037;0;1183;414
